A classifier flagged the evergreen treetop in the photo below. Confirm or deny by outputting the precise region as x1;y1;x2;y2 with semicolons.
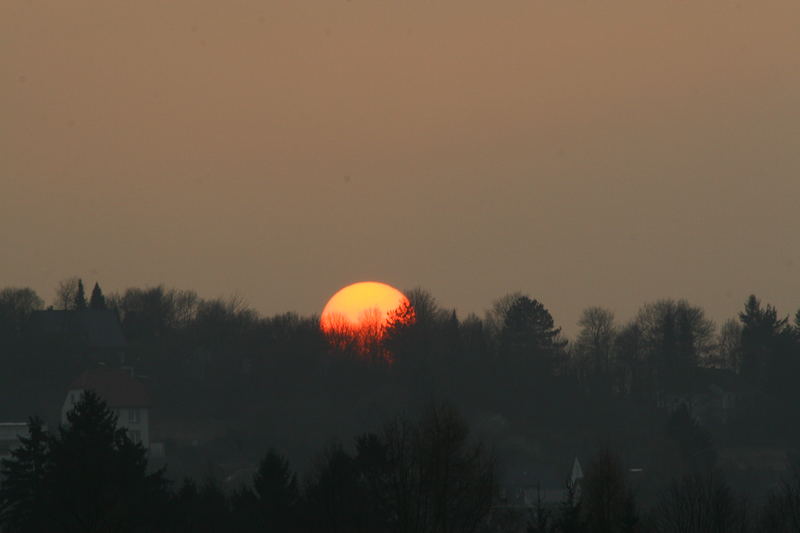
89;282;107;310
74;279;87;311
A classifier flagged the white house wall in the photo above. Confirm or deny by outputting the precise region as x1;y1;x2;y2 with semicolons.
62;388;150;449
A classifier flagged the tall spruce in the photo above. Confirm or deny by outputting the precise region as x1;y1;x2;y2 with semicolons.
738;295;788;388
46;390;167;532
0;391;168;533
0;417;50;533
74;279;87;311
89;282;106;310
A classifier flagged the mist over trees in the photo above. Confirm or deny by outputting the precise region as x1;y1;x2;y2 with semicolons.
1;279;800;531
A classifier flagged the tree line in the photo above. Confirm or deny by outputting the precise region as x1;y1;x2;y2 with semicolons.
1;278;800;529
1;391;495;533
3;391;800;532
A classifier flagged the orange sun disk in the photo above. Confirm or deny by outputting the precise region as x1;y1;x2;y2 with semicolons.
320;281;412;335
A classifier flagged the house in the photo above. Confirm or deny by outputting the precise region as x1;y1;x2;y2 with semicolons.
62;367;151;448
28;309;127;365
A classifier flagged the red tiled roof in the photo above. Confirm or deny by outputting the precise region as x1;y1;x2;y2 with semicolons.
69;368;150;407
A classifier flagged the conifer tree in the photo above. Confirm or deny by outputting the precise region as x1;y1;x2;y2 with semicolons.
0;417;50;533
74;279;87;310
89;282;106;310
47;390;167;532
0;392;168;533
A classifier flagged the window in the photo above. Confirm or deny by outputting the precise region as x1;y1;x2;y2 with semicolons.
129;430;141;444
128;409;140;424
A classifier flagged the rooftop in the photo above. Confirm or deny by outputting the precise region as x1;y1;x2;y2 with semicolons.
69;367;150;407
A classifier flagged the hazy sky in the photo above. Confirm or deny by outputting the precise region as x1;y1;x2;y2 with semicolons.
3;1;799;334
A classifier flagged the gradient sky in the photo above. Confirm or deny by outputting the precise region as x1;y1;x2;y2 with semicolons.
2;1;799;334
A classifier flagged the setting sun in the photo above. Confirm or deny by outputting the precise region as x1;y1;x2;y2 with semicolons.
320;281;410;333
320;282;414;359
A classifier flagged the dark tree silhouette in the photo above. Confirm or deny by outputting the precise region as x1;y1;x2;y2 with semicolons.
526;484;552;533
716;319;743;371
493;295;566;413
54;277;80;310
251;449;299;531
73;279;87;311
4;391;166;533
0;288;43;353
500;296;566;361
635;300;714;393
664;404;716;475
169;478;232;533
0;288;43;325
89;282;107;310
738;294;788;388
381;404;497;533
580;449;638;533
0;417;49;533
555;478;583;533
794;308;800;337
574;306;616;394
759;465;800;532
653;471;745;533
303;443;365;533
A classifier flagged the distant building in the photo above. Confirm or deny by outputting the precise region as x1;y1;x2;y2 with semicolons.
62;367;151;448
28;309;127;365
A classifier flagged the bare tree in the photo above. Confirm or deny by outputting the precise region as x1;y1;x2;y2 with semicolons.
484;291;525;347
0;287;43;319
581;449;638;533
574;307;616;391
635;299;716;392
53;277;80;310
0;288;44;337
716;319;743;371
381;404;497;533
653;471;746;533
759;466;800;532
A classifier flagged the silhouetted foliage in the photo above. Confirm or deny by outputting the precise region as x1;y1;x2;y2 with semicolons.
0;417;49;533
0;391;168;533
54;277;80;311
653;471;746;533
739;294;789;387
89;282;107;310
664;404;716;474
74;279;87;311
635;300;714;393
581;449;638;533
168;478;231;533
500;295;566;363
3;279;800;530
251;449;299;531
574;307;616;394
759;464;800;532
555;478;583;533
527;485;552;533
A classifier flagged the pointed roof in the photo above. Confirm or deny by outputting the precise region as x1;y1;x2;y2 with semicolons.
69;367;150;407
570;457;583;484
